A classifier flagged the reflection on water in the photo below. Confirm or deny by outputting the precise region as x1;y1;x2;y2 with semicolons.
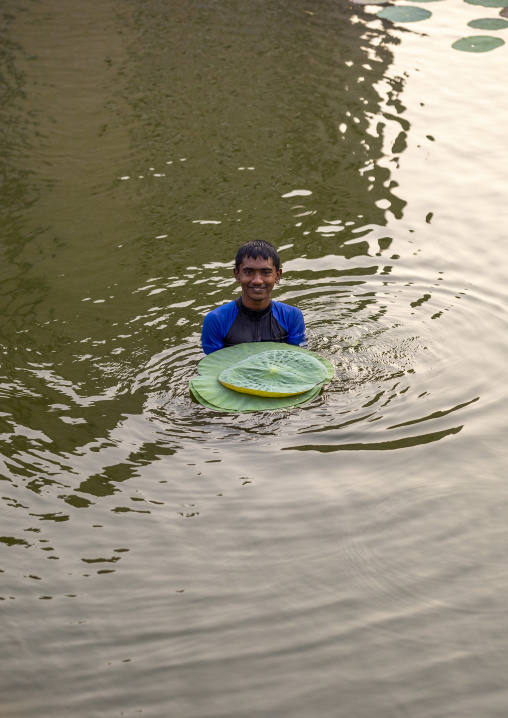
1;0;508;716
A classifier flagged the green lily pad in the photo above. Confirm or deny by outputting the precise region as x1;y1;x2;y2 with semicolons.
452;34;505;50
190;342;334;413
465;0;508;7
190;374;323;412
197;342;335;381
219;349;328;397
377;5;432;21
467;16;508;27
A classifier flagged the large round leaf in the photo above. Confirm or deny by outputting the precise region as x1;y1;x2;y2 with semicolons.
197;342;334;380
465;0;508;7
452;34;505;50
467;17;508;27
190;342;334;413
377;5;432;21
190;374;323;413
218;349;328;397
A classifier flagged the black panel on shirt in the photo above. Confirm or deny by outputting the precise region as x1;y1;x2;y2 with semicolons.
224;298;288;347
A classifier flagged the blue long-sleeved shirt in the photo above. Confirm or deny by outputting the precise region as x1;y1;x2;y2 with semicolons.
201;297;307;355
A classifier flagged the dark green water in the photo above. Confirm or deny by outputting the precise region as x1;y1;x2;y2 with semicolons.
2;0;508;716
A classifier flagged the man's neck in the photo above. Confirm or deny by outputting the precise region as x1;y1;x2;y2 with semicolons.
238;296;272;313
240;294;272;311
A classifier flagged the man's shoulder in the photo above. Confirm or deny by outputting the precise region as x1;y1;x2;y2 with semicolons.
201;299;240;354
205;299;238;319
271;300;306;345
272;300;304;318
202;299;240;335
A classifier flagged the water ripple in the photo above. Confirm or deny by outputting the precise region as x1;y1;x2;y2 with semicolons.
337;479;508;614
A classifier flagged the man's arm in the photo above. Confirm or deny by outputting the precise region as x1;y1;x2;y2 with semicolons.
201;311;225;354
201;300;239;354
273;302;307;347
287;307;307;347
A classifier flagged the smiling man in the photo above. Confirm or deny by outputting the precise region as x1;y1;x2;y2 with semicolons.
201;240;307;355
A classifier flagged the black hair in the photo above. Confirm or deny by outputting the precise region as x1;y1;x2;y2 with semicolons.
235;240;281;271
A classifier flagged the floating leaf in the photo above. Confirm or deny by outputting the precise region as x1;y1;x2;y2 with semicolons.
190;342;334;413
465;0;508;7
197;342;334;381
467;16;508;27
219;349;328;397
452;34;505;50
190;374;323;412
377;5;432;21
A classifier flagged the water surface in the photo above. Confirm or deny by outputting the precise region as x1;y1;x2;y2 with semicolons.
1;0;508;716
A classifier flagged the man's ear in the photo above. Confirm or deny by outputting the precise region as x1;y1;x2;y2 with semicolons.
275;269;282;284
233;267;240;282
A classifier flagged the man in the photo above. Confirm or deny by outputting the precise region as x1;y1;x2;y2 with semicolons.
201;240;307;355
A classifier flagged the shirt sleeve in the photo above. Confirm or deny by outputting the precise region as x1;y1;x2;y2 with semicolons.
201;301;239;354
272;302;307;347
201;311;225;354
286;306;307;347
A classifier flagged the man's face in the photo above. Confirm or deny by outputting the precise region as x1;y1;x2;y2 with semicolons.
234;255;282;310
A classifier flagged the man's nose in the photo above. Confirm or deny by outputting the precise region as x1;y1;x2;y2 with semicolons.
251;271;264;284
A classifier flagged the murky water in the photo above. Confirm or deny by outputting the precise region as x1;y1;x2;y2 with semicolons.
1;0;508;715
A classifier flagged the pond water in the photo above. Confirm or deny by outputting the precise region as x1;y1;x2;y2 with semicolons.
2;0;508;715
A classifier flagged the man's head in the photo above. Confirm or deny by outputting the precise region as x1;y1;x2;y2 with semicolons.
235;240;281;272
234;240;282;310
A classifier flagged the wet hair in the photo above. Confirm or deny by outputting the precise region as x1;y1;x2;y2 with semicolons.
235;240;281;272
